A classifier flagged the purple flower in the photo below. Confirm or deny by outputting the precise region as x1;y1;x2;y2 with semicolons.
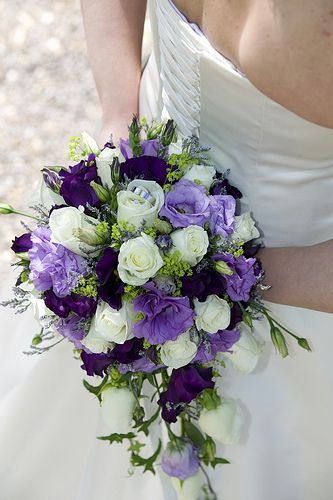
11;233;32;253
59;155;101;207
133;282;194;344
56;315;86;349
81;351;114;376
29;227;88;297
195;329;241;363
111;338;144;364
209;195;236;237
161;441;199;480
44;289;96;319
159;179;210;228
96;247;123;310
159;365;214;422
120;155;168;185
212;177;242;199
213;253;258;302
119;138;161;159
118;353;162;374
181;267;226;301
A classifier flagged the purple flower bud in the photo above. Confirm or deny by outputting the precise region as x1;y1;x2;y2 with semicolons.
161;441;199;480
11;233;32;253
156;234;172;251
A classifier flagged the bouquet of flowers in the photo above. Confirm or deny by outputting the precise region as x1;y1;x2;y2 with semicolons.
0;117;311;499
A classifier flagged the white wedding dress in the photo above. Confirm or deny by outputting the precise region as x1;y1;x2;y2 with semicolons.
1;1;333;499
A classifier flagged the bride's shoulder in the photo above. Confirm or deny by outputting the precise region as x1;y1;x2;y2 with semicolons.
237;0;333;127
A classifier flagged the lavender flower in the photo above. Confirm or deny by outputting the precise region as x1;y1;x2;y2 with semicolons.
194;329;241;363
29;226;88;297
159;179;210;228
133;282;194;344
56;314;86;349
119;138;161;159
213;253;257;302
161;441;199;480
209;194;236;237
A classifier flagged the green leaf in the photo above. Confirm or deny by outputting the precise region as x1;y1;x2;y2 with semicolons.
135;407;160;437
183;421;206;448
131;439;162;474
83;375;108;401
98;432;136;444
211;457;230;468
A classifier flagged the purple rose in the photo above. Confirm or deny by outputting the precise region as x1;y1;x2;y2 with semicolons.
119;138;161;159
120;155;168;185
209;195;236;237
56;315;86;349
195;329;241;363
133;282;194;344
44;290;96;319
181;267;226;301
81;351;114;377
159;365;214;423
159;179;210;228
11;233;32;253
161;441;199;480
29;227;88;297
213;253;258;302
212;177;242;199
59;154;101;208
96;247;123;310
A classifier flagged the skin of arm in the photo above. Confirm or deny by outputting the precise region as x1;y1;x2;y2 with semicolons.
80;0;147;144
257;240;333;314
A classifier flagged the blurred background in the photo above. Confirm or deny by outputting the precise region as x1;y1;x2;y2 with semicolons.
0;0;151;282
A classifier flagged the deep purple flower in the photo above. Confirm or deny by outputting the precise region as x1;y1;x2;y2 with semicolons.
59;154;101;207
133;282;194;344
213;253;257;302
161;441;199;480
56;314;86;349
181;267;226;301
159;179;210;228
81;351;114;376
156;234;172;251
159;365;214;422
96;247;123;310
42;168;62;193
11;233;32;253
195;329;241;363
110;338;144;364
29;227;88;297
120;155;168;185
212;177;242;199
44;289;96;319
119;138;161;159
209;195;236;237
229;302;243;330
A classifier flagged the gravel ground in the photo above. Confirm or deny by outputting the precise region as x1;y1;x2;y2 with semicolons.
0;0;151;283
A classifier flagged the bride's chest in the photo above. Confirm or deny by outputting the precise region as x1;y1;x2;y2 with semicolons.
171;0;333;129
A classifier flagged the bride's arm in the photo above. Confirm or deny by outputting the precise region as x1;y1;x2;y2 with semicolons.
258;240;333;313
80;0;147;144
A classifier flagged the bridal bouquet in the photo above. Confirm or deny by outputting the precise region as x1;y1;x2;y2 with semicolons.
1;117;310;499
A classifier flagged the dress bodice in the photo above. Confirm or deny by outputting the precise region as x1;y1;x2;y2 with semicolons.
146;0;333;247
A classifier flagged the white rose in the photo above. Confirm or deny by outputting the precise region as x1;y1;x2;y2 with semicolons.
81;131;100;156
100;386;136;434
231;212;260;243
171;470;206;500
170;225;209;266
118;232;164;285
160;330;198;369
199;398;244;445
183;164;216;189
96;147;124;187
81;315;114;354
167;137;183;155
93;301;133;344
194;294;230;334
49;206;99;256
117;180;164;229
224;325;264;374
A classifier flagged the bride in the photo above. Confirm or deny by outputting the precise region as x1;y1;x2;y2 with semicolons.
1;0;333;499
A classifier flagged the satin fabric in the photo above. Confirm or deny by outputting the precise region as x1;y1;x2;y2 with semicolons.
1;0;333;498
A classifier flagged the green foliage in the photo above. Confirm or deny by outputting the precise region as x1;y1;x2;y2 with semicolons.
159;251;193;290
130;439;162;474
73;275;98;298
68;135;82;161
98;432;136;444
83;375;109;401
123;285;142;302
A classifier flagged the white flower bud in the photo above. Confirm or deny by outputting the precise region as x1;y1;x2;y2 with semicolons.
160;330;197;369
96;147;124;187
81;315;114;354
81;131;100;156
100;386;136;434
171;470;206;500
224;325;264;373
231;212;260;243
93;301;133;345
183;164;216;189
199;398;244;445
